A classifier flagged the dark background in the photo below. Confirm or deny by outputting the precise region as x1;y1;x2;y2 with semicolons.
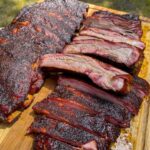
0;0;150;27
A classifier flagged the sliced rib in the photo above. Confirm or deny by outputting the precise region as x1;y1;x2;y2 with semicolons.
83;10;142;40
58;76;149;115
39;54;132;93
52;84;131;127
29;116;109;150
64;38;140;67
34;134;79;150
80;27;145;50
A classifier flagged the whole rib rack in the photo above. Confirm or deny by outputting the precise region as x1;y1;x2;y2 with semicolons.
0;0;88;122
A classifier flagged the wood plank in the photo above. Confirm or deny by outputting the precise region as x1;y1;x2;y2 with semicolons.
0;3;150;150
145;102;150;150
135;21;150;150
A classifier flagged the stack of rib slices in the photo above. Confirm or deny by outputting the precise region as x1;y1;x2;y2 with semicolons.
28;9;150;150
0;0;149;149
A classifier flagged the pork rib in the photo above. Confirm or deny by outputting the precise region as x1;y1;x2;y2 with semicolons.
58;76;149;115
34;134;80;150
52;84;131;127
28;116;109;150
80;27;145;50
83;10;142;40
64;37;140;67
33;97;120;141
39;54;132;93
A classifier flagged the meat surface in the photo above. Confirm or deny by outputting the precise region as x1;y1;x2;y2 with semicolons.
58;76;149;115
34;134;80;150
0;0;88;122
64;37;140;67
39;54;132;93
33;97;120;141
51;84;131;127
29;116;109;150
83;11;142;40
80;27;145;50
34;134;107;150
80;11;145;51
63;10;144;68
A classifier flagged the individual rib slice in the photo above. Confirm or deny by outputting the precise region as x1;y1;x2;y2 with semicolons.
29;116;109;150
80;27;145;50
39;54;131;93
58;76;149;115
34;134;79;150
83;10;142;40
33;97;120;141
64;37;140;67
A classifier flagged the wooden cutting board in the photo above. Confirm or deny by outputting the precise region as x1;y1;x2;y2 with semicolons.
0;3;150;150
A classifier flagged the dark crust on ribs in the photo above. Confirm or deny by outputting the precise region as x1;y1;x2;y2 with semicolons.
0;58;33;121
29;115;109;150
33;95;120;142
0;0;88;122
11;10;73;44
31;75;149;149
34;134;78;150
57;76;149;115
90;10;142;39
51;84;131;127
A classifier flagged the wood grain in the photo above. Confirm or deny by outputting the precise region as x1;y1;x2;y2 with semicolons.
145;103;150;150
0;3;150;150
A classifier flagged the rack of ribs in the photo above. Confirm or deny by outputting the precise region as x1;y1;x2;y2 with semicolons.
34;134;80;150
0;0;88;122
